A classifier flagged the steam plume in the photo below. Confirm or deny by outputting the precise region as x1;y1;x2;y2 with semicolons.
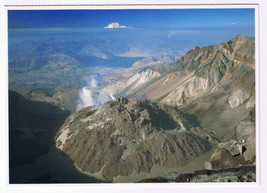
76;77;115;111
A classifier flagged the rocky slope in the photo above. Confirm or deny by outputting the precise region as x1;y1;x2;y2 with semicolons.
108;35;254;104
106;35;255;140
55;98;217;182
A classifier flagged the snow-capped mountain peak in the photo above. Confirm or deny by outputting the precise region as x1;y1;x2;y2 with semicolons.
105;22;127;29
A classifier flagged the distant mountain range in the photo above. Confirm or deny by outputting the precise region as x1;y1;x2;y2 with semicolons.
8;37;185;112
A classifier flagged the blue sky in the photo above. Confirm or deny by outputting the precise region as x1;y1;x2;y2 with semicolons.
9;9;255;31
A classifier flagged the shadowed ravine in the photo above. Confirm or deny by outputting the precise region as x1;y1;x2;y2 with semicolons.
9;145;104;183
9;90;103;183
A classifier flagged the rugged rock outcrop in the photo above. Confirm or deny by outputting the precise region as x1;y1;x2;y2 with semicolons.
210;142;246;169
55;98;217;182
209;139;255;169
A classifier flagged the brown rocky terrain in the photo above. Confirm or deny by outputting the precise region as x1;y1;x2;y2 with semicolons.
54;35;255;183
55;98;218;182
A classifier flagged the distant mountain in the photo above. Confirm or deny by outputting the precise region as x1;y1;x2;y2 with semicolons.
8;39;145;91
105;22;127;28
55;98;217;182
8;38;184;112
106;35;255;140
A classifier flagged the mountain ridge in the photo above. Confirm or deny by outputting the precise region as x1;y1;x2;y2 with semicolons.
106;35;254;103
105;35;255;140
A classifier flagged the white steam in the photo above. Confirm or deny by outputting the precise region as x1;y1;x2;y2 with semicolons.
76;77;115;111
90;78;98;89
